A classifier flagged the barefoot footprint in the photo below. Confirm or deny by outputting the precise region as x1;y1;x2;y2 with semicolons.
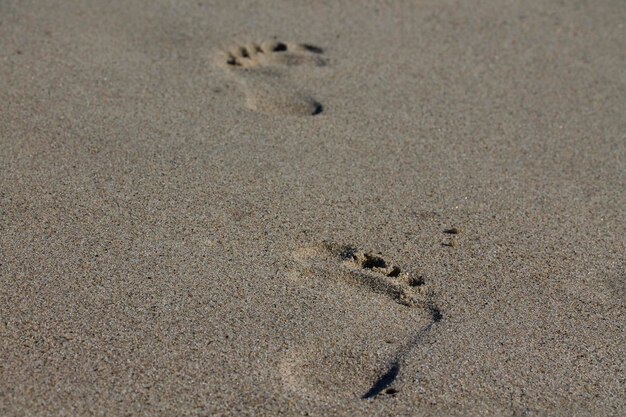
215;41;326;116
283;242;443;401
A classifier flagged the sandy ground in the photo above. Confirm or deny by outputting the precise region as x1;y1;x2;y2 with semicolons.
1;0;625;415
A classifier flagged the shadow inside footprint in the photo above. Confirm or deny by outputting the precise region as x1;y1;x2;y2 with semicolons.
217;40;326;116
361;362;400;399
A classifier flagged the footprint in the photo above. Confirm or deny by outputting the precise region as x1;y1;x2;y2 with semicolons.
215;41;326;116
282;242;442;401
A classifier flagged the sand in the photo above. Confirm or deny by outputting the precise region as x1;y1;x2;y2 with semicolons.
1;0;624;415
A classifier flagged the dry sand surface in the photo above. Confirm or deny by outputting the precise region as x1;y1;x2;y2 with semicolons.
1;0;625;415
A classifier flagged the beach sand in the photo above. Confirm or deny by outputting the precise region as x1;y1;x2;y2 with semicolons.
1;0;624;415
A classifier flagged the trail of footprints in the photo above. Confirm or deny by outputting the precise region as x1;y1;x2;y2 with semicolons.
216;40;446;400
284;242;443;400
216;40;326;116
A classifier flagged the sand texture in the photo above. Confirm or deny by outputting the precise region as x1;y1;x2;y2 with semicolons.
1;0;625;415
